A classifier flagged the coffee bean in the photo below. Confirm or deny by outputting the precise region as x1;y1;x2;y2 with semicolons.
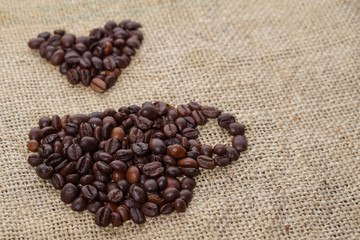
126;166;140;184
129;185;146;203
163;124;177;138
36;164;54;179
95;207;112;227
200;145;213;157
64;123;78;135
45;153;62;167
177;157;198;168
108;189;124;203
213;144;227;156
51;173;65;190
174;198;187;212
197;155;215;169
88;201;103;214
29;127;42;141
181;177;196;191
167;144;187;159
201;106;221;118
162;187;179;202
232;135;247;152
114;149;133;161
214;155;231;166
182;128;199;139
61;183;79;203
142;162;164;177
28;154;42;166
165;166;182;177
97;161;112;175
28;37;45;49
218;113;236;129
50;49;65;66
65;51;80;65
59;161;76;177
226;146;240;161
160;203;174;215
109;160;127;172
67;144;82;161
71;196;87;212
191;110;207;125
75;157;91;175
129;207;145;224
228;122;245;136
132;142;149;156
141;202;159;217
181;167;200;177
39;144;53;158
103;56;116;70
27;140;39;152
90;78;107;93
80;174;94;186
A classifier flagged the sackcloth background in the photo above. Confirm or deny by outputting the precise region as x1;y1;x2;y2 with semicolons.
0;0;359;239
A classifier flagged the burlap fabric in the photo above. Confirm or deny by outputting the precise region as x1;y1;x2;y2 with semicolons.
0;0;359;239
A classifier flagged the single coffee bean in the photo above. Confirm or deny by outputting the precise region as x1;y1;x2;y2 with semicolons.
181;177;196;191
59;161;76;177
29;127;42;141
228;122;245;136
50;49;65;66
142;162;164;177
28;154;42;166
200;145;213;157
109;160;127;172
95;207;112;227
129;207;145;224
70;196;87;212
36;164;54;179
81;184;98;201
177;157;198;168
60;183;79;203
38;32;50;40
144;179;158;192
226;146;240;161
112;170;125;182
160;203;174;215
165;166;182;177
188;101;202;111
111;212;122;227
162;187;180;202
97;161;112;175
79;69;91;86
113;149;133;161
61;34;75;48
132;142;149;156
179;189;193;204
27;140;39;152
39;144;54;159
174;198;187;212
51;173;65;190
129;185;146;203
104;138;120;154
108;189;124;203
28;37;45;49
182;128;199;139
201;106;221;118
213;144;227;156
163;124;177;138
214;155;231;166
126;166;140;184
181;167;200;177
88;201;103;214
157;176;167;191
197;155;215;169
141;202;159;217
167;144;187;159
191;110;207;125
110;127;125;141
38;117;51;128
80;174;94;185
232;135;247;152
90;78;107;93
45;153;62;167
218;113;236;129
64;123;78;135
117;179;130;194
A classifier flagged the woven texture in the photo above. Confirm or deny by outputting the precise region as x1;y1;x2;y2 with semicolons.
0;0;359;239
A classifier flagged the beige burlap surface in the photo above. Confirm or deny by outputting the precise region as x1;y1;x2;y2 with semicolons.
0;0;359;239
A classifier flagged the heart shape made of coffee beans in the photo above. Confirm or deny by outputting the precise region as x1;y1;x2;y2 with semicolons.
28;20;143;93
27;101;248;227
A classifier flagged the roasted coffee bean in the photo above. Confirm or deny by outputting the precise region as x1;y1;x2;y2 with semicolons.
103;56;116;70
163;155;176;166
79;69;91;86
126;166;140;184
95;207;112;227
76;156;91;175
28;154;42;166
70;114;89;125
28;37;45;49
67;144;82;161
157;176;167;191
181;167;200;177
59;161;76;177
88;201;103;214
113;149;133;161
160;203;174;214
60;114;71;128
191;110;207;125
112;170;125;182
40;126;57;137
109;160;127;172
165;166;182;177
142;162;164;177
201;106;221;118
27;140;39;152
182;128;198;139
38;32;50;40
218;113;236;129
228;122;245;136
166;177;180;189
104;138;120;154
129;127;144;143
188;101;202;111
71;196;87;212
163;124;177;138
117;179;130;193
80;174;94;185
45;46;56;60
179;189;193;204
162;187;179;202
50;49;65;65
141;202;159;217
90;78;107;93
65;51;80;65
177;157;198;168
232;135;247;152
226;146;240;161
29;127;42;141
129;207;145;224
129;185;146;203
97;161;112;175
64;123;79;135
60;183;79;203
45;153;62;167
200;145;213;157
213;144;227;156
181;177;196;191
61;34;75;48
111;212;122;227
54;159;69;172
132;142;149;156
79;55;92;68
197;155;215;169
39;144;53;158
184;116;196;128
51;173;65;190
214;155;231;166
108;189;124;203
36;164;54;179
167;144;187;159
174;198;187;212
38;117;51;128
66;173;80;184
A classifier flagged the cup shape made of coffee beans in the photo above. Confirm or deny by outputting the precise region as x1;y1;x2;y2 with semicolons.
27;101;248;227
28;20;143;93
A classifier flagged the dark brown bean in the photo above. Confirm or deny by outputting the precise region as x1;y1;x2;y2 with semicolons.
232;135;248;152
197;155;215;169
95;207;112;227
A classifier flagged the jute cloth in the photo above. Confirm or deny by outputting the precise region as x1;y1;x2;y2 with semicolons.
0;0;359;239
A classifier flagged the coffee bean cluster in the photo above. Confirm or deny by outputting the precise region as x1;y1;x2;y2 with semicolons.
27;101;247;227
27;20;143;93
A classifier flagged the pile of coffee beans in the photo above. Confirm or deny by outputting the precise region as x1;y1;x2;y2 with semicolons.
27;20;143;93
27;101;247;227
